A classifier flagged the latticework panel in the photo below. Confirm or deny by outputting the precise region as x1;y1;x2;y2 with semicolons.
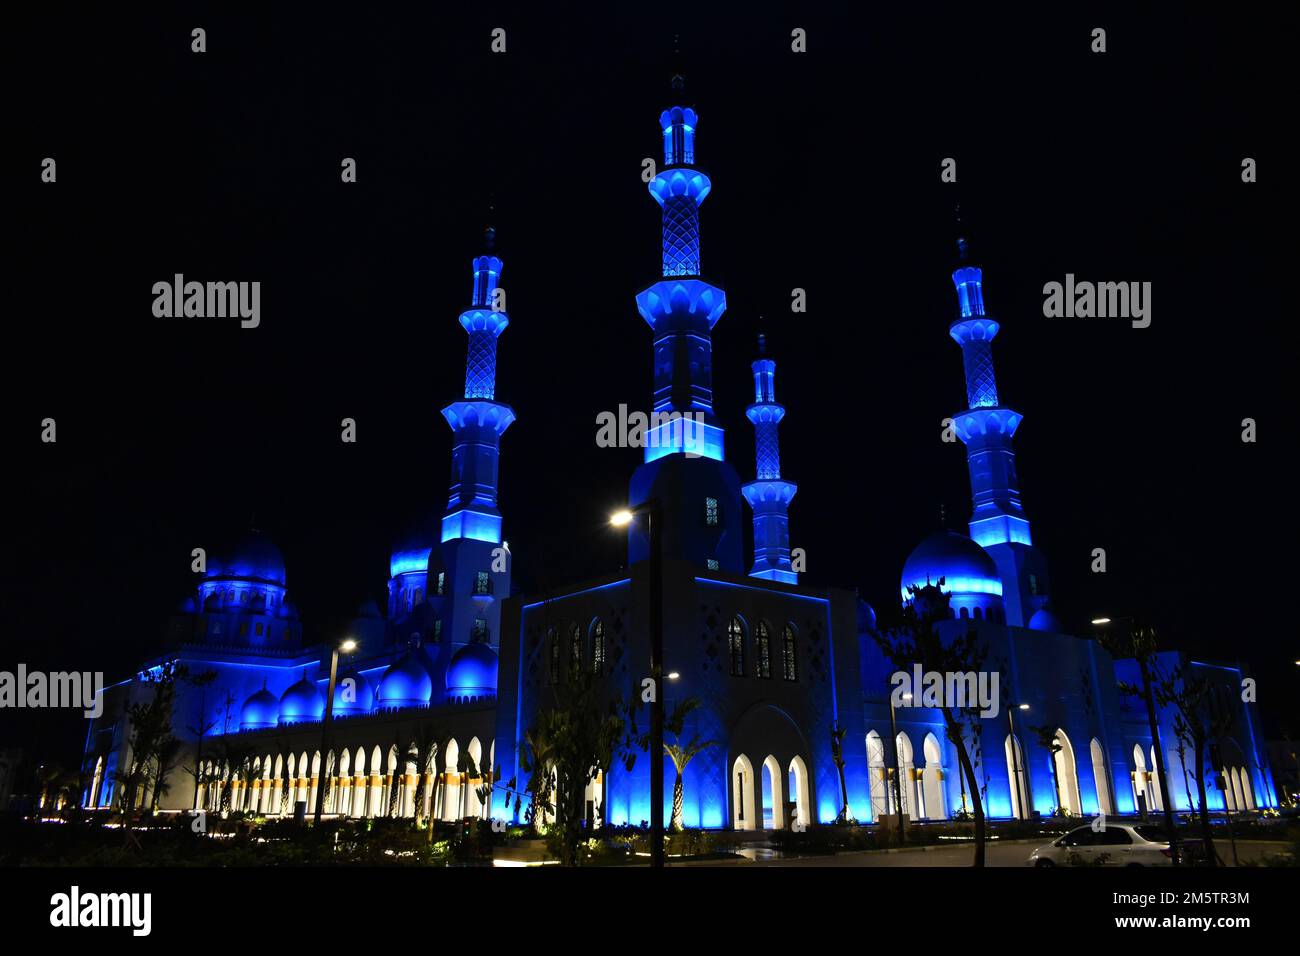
962;340;999;409
464;331;498;400
661;196;700;276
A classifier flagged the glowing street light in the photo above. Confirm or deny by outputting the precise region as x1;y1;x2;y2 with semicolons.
609;500;664;867
314;637;358;825
1090;617;1112;626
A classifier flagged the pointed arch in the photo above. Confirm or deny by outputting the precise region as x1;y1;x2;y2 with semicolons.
896;732;919;818
787;755;811;827
1005;735;1029;819
731;754;756;830
727;614;746;677
1052;729;1083;815
1089;738;1113;814
442;737;461;820
761;755;784;830
866;731;891;819
466;737;485;818
922;732;947;821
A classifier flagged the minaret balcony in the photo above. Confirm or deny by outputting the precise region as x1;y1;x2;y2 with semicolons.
648;169;712;207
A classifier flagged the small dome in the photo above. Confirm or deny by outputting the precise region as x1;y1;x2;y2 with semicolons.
208;529;286;586
278;674;324;725
901;530;1002;600
377;653;433;708
240;686;279;730
177;596;197;614
278;599;299;620
332;670;375;715
856;598;877;633
447;642;498;697
1028;608;1063;633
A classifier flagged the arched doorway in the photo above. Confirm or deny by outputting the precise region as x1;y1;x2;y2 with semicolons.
1132;744;1149;814
1053;730;1083;816
466;737;484;818
787;755;811;827
1148;746;1164;812
442;738;461;821
866;731;891;819
922;733;948;821
761;755;784;829
896;733;919;819
731;754;756;830
1089;738;1113;814
1005;735;1030;819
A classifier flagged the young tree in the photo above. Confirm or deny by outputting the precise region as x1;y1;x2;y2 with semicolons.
1030;724;1064;815
1098;625;1183;865
521;669;638;865
874;581;991;866
830;722;854;823
1152;663;1233;866
663;698;717;832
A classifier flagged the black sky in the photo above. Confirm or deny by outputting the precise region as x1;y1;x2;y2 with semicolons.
8;4;1296;765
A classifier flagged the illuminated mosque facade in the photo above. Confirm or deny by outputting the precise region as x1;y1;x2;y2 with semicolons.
80;86;1278;830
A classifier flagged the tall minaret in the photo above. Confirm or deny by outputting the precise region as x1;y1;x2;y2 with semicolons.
741;334;798;584
948;212;1049;626
626;74;745;571
426;228;515;682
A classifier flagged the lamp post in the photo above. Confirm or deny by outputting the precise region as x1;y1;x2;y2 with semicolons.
1091;615;1180;865
611;500;663;868
313;637;358;826
1007;702;1030;819
887;692;909;843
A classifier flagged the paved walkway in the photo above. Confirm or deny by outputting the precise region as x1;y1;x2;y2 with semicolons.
747;839;1291;867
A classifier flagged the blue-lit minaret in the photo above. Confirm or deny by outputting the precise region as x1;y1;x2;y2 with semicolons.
423;229;515;694
948;220;1049;626
741;335;798;584
627;76;744;571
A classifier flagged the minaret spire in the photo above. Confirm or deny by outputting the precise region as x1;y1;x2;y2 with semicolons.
946;211;1049;625
741;332;798;584
441;228;515;545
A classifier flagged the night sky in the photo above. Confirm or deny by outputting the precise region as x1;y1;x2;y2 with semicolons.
8;5;1295;766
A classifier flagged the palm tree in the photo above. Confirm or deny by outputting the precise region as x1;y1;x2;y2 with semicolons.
409;723;442;829
663;698;717;832
521;720;556;835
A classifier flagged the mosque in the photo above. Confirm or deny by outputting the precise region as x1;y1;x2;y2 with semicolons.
80;85;1277;832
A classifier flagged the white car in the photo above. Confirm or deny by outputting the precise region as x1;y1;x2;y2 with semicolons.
1029;823;1190;866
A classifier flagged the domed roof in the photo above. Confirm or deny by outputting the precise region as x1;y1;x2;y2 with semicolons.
240;686;279;730
177;596;197;614
376;653;433;708
390;521;434;578
278;674;324;725
447;642;498;697
1028;608;1063;633
856;598;877;633
901;530;1003;599
332;669;375;715
208;529;286;586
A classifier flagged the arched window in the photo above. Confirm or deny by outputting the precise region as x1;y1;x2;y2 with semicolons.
755;622;772;679
727;616;745;676
782;624;798;681
569;623;583;679
590;619;606;675
546;625;560;685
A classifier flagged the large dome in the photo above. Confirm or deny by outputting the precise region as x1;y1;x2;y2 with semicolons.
208;529;287;586
332;669;375;716
447;642;498;698
376;654;433;709
900;530;1003;601
278;674;324;725
240;686;279;730
1028;608;1063;633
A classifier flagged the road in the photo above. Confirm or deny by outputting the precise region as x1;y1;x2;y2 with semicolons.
744;839;1292;867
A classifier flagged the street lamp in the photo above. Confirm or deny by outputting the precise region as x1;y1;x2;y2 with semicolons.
611;500;664;868
313;637;358;825
1007;702;1029;820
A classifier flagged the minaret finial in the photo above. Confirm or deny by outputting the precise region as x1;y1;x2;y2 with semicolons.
670;33;685;92
955;203;970;262
757;330;767;356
